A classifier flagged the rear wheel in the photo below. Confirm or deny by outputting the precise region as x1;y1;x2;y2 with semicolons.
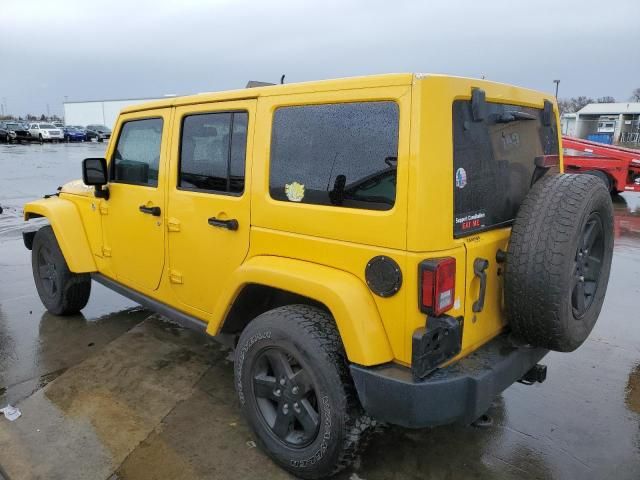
235;305;374;479
505;174;614;352
32;226;91;315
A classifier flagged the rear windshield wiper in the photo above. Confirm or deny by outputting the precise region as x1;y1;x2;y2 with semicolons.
494;111;537;123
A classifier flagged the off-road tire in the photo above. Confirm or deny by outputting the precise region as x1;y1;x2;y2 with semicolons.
234;305;374;479
32;226;91;315
505;174;614;352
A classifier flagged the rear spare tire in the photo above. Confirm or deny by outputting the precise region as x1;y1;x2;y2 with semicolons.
504;174;614;352
583;169;613;193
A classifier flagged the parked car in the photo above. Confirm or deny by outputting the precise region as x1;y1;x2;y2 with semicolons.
62;126;86;142
1;122;32;143
0;123;9;143
85;124;111;142
28;123;64;143
22;73;615;479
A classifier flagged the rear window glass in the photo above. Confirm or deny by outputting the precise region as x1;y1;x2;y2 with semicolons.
269;101;399;210
179;111;247;194
453;100;558;236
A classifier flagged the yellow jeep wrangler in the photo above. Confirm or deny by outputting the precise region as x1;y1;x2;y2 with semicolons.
23;74;614;479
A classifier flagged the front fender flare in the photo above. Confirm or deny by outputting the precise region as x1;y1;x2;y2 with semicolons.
211;255;394;366
24;197;96;273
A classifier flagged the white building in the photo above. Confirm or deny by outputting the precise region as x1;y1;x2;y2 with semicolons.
63;96;173;128
561;113;577;136
562;102;640;144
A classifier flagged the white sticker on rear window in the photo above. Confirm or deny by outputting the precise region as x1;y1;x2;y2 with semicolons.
455;210;486;234
455;167;467;189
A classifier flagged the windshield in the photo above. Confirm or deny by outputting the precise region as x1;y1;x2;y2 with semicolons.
453;100;559;236
6;123;20;130
95;125;111;132
40;124;56;129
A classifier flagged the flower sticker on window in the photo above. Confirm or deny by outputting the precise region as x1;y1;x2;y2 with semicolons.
285;182;305;202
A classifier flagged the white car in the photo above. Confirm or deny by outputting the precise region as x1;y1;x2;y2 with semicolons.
28;123;64;143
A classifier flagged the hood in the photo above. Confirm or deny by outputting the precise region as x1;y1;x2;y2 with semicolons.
60;179;94;196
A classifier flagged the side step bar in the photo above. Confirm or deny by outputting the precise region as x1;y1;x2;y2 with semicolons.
91;273;207;333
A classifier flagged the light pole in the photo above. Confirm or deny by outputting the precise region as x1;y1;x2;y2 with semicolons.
553;79;560;98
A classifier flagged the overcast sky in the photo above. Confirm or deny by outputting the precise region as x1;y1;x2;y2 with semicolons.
1;0;638;116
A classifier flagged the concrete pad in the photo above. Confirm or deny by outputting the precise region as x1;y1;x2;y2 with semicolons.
0;316;216;480
115;364;291;480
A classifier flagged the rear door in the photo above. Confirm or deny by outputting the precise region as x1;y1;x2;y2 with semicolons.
452;98;560;346
166;100;255;314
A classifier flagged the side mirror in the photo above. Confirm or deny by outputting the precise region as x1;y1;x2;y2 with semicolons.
82;157;109;199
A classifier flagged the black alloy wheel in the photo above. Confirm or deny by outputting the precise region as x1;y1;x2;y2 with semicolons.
251;346;320;448
572;212;604;318
37;244;58;298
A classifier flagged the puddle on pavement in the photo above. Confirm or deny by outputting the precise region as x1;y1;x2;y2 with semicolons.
0;367;67;408
613;194;640;252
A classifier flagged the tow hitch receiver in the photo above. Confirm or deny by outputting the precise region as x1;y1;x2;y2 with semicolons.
518;364;547;385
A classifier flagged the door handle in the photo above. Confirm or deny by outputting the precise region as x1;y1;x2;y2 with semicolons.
208;217;239;231
139;205;161;216
472;258;490;313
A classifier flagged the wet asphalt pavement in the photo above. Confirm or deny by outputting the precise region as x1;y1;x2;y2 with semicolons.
0;142;639;479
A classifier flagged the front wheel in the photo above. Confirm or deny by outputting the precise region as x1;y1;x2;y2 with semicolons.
31;226;91;315
38;134;44;144
235;305;374;479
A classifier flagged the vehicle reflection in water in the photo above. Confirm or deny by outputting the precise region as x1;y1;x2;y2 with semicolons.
613;194;640;251
625;363;640;456
0;306;147;407
626;363;640;415
350;395;554;479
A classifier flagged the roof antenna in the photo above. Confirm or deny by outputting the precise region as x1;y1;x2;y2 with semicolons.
280;74;286;84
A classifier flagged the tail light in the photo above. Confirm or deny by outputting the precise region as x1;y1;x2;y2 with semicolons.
419;258;456;316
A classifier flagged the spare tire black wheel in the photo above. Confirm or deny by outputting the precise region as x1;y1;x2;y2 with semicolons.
504;174;614;352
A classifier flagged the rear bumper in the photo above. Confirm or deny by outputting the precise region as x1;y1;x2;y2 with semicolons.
350;334;548;428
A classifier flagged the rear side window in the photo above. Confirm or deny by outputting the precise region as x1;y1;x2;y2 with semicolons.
179;111;247;194
269;102;399;210
453;100;559;236
112;118;163;187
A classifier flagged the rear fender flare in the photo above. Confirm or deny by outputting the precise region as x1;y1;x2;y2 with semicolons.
211;255;394;366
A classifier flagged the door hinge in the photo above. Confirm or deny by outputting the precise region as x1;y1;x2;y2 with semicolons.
102;246;112;257
167;218;181;232
169;270;183;284
99;201;109;215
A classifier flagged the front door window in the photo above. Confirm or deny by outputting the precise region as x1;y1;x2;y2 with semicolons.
112;118;163;187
